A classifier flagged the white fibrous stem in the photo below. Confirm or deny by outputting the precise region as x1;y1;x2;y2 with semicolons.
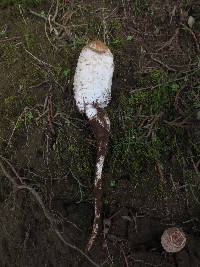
87;155;104;251
87;119;109;252
87;110;110;251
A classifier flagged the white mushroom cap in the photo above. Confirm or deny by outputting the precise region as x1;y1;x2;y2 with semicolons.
73;40;114;120
161;227;186;253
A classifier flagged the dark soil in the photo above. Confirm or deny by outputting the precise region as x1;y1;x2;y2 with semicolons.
0;0;200;266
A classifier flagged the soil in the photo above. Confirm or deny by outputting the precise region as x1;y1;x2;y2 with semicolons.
0;0;200;266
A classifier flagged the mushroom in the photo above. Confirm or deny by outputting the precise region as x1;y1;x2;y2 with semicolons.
73;40;114;250
161;227;187;253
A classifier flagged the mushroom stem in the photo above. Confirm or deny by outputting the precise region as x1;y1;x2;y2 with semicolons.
87;108;110;251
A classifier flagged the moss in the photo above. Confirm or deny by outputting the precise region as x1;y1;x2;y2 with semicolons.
4;95;17;108
0;0;42;7
107;69;197;201
53;126;94;192
133;0;152;16
1;43;18;66
23;29;38;50
110;19;123;32
3;95;20;117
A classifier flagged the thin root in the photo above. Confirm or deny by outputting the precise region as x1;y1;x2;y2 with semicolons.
0;157;100;267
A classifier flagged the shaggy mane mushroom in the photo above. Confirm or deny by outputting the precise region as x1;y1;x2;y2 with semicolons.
73;40;114;251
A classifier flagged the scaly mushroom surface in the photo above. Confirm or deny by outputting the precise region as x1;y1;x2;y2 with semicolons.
73;40;114;250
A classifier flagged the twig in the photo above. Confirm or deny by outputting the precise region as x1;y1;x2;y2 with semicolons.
0;157;100;267
7;109;26;146
0;155;23;184
29;9;47;21
122;0;127;19
181;23;200;53
45;0;58;49
24;48;54;68
164;116;191;128
101;8;110;44
102;219;113;264
121;246;129;267
52;0;59;23
29;80;49;89
157;28;179;51
190;185;200;206
146;113;162;138
54;229;100;267
30;2;73;43
24;47;64;94
47;95;55;135
191;158;200;179
0;37;21;43
155;160;165;182
170;5;177;24
30;8;66;34
150;55;176;72
18;4;27;25
70;169;87;203
130;65;200;93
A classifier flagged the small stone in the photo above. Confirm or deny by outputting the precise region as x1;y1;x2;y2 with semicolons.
161;227;186;253
188;16;195;28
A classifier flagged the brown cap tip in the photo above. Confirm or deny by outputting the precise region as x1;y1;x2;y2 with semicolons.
87;40;110;53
